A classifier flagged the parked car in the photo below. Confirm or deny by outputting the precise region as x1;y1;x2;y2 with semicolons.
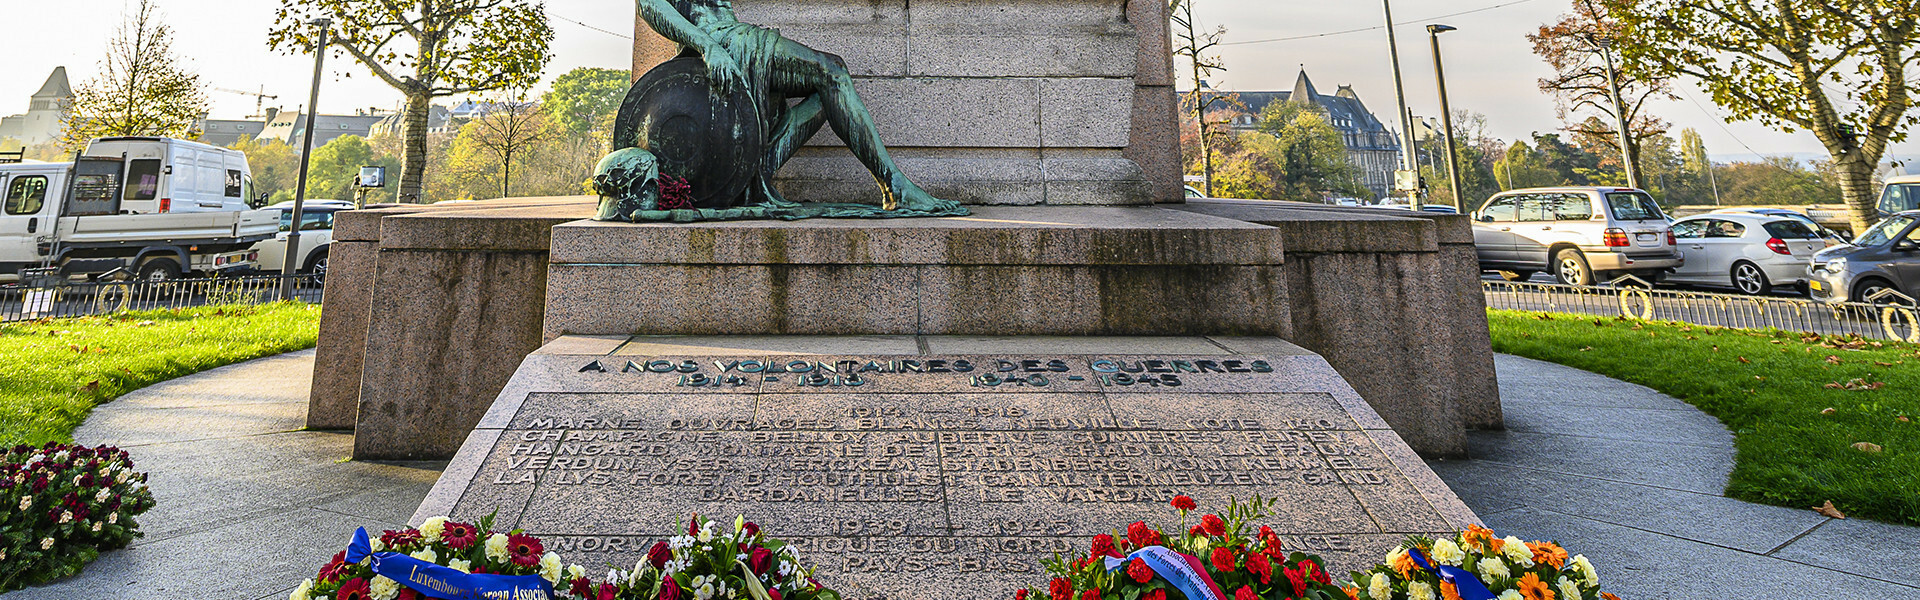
1184;185;1205;199
1666;213;1827;295
82;137;257;214
1471;187;1681;285
250;204;347;275
1808;210;1920;305
1709;207;1847;246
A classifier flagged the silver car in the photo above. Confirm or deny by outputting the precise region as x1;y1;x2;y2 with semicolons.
1809;210;1920;305
1472;187;1682;285
1667;213;1828;295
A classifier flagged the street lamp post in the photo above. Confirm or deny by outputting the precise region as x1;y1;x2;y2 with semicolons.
1427;24;1463;211
280;18;331;301
1594;38;1640;189
1382;0;1423;210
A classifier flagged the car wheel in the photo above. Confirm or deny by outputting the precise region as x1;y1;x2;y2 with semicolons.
303;251;329;288
1856;279;1908;305
1553;249;1593;286
136;258;182;299
1731;262;1772;296
1498;270;1536;282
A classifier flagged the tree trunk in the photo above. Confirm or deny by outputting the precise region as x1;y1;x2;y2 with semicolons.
399;89;431;203
1834;154;1878;235
502;149;512;198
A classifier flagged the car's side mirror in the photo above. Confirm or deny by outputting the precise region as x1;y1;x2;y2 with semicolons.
1896;239;1920;252
249;193;268;209
1477;214;1494;223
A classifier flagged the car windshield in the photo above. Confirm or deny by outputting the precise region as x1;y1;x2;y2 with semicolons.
1604;192;1663;221
1856;214;1917;246
278;210;334;232
1762;220;1820;240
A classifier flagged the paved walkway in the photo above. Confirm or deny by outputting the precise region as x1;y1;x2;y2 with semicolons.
1429;354;1920;599
19;351;1919;599
13;350;445;600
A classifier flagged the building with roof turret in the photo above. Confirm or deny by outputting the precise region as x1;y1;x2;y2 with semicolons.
1195;70;1403;199
0;67;73;145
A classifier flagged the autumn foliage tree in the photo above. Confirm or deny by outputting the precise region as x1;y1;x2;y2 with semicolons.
1529;0;1671;178
268;0;553;203
1604;0;1920;232
62;0;207;151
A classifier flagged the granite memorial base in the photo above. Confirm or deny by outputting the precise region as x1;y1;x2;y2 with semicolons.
414;335;1476;599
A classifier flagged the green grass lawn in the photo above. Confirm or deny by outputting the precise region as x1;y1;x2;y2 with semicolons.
1488;309;1920;525
0;303;321;447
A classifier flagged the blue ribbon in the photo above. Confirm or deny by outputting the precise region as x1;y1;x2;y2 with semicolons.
1103;546;1226;600
343;527;555;600
1406;547;1498;600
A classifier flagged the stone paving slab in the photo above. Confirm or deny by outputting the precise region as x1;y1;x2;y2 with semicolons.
1430;355;1920;598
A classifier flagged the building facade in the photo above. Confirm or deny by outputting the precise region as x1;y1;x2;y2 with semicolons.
0;67;72;146
256;111;390;149
1210;71;1403;199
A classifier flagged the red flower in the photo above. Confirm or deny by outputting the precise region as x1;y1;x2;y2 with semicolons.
336;578;372;600
654;580;677;600
1049;577;1074;600
442;521;479;549
1080;591;1100;600
380;529;424;549
657;175;695;210
1300;559;1330;585
1201;514;1226;537
506;533;544;568
1235;586;1257;600
749;547;774;575
647;540;673;570
317;551;350;582
1126;522;1161;549
769;589;782;600
1189;525;1205;537
1245;553;1273;584
1015;591;1029;600
399;589;423;600
1284;566;1307;596
571;576;595;597
743;522;760;538
688;515;701;536
1211;546;1236;572
1091;534;1120;558
1144;591;1166;600
1171;495;1198;511
1128;558;1155;583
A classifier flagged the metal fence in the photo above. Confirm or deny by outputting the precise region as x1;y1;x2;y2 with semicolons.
1;274;323;322
1483;279;1920;343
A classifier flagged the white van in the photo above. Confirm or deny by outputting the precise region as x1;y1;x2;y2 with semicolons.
81;137;255;214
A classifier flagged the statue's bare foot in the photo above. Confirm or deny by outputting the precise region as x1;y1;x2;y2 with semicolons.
888;175;964;214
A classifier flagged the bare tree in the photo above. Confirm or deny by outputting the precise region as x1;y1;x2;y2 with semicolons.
1529;0;1672;177
1171;0;1233;197
62;0;207;151
463;96;546;198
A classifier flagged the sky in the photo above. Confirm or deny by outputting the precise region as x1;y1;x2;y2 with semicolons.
2;0;1913;166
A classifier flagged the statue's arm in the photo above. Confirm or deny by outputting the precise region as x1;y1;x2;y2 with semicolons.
635;0;720;54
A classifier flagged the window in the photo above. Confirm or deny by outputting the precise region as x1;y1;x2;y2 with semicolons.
1517;195;1555;222
1480;195;1519;222
124;159;161;201
1762;220;1820;240
1547;194;1594;220
4;175;47;215
1704;220;1746;238
225;169;243;197
279;210;336;232
1883;183;1920;214
1671;220;1706;239
1857;215;1916;246
1604;192;1664;221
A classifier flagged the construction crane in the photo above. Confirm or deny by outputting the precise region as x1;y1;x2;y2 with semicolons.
212;86;280;119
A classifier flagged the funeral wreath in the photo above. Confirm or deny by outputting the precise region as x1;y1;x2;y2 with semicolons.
1346;525;1620;600
587;513;842;600
292;513;587;600
0;442;155;591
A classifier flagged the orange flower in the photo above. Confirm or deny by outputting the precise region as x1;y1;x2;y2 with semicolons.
1390;550;1419;579
1441;581;1463;600
1601;594;1621;600
1526;541;1569;569
1342;586;1360;600
1463;524;1503;553
1516;573;1555;600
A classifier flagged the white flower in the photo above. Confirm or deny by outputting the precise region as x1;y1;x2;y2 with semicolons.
411;548;438;564
670;535;694;550
370;575;401;600
697;583;715;600
697;525;715;543
91;521;102;532
569;564;587;580
1500;536;1535;568
369;537;386;553
1497;592;1523;600
39;537;54;550
1368;572;1391;599
449;558;472;573
1429;538;1465;566
58;511;72;524
1573;555;1598;587
419;516;448;541
540;552;564;584
1476;557;1509;581
1557;577;1582;600
288;578;314;600
107;512;118;524
485;532;510;562
94;488;111;503
19;496;31;510
1407;581;1434;600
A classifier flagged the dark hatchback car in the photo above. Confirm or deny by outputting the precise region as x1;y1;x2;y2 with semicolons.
1808;210;1920;304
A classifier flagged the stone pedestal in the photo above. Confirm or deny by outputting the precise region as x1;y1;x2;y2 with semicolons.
631;0;1180;205
414;335;1477;599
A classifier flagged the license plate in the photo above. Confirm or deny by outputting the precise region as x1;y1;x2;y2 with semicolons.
1809;281;1825;291
1636;233;1656;241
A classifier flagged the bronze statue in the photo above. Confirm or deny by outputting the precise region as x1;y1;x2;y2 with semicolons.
594;0;970;222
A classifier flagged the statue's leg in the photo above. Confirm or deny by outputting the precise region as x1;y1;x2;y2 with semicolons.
768;40;961;213
746;97;826;206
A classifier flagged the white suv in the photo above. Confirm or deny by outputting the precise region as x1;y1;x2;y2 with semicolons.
1472;187;1682;285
